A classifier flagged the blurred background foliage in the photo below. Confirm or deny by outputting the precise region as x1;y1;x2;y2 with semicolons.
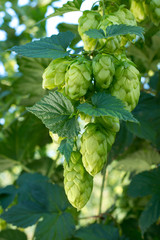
0;0;160;239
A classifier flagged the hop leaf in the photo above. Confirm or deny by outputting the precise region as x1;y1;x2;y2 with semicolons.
64;151;93;210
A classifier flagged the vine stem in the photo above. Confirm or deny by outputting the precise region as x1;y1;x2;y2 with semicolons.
98;164;108;216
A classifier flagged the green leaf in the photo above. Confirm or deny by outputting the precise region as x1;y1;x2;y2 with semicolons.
85;29;105;39
127;116;156;144
110;122;134;159
35;212;75;240
77;92;138;123
0;185;17;209
1;173;74;237
13;57;51;106
139;196;160;234
85;25;144;40
27;91;80;138
58;138;74;164
105;24;145;40
128;167;160;198
0;114;50;171
0;229;27;240
75;223;124;240
128;167;160;233
116;148;160;174
39;0;84;23
9;31;74;58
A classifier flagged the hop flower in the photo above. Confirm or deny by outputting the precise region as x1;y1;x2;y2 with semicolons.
65;58;92;100
42;58;70;89
98;15;122;52
78;10;102;51
80;123;108;176
110;59;141;112
63;151;93;210
92;54;115;89
95;116;120;151
130;0;146;22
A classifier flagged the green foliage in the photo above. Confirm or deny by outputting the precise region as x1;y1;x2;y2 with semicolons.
1;173;75;239
40;0;84;22
85;24;144;40
75;223;126;240
1;0;160;239
9;32;74;59
77;92;138;122
128;167;160;233
58;138;74;164
0;229;27;240
27;91;80;138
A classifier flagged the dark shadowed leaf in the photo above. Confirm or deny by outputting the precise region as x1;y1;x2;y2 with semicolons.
0;229;27;240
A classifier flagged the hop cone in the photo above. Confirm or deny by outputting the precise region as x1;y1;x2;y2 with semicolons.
42;58;70;89
130;0;146;22
80;124;108;176
110;59;141;112
114;7;137;45
98;15;122;52
65;58;92;100
64;151;93;210
95;116;120;151
149;0;160;26
92;54;115;89
78;10;101;51
49;131;64;145
79;112;92;123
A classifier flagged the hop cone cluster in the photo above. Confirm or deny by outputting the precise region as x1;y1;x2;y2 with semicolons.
64;151;93;210
78;10;101;51
42;58;70;89
80;124;108;176
65;58;92;100
92;54;115;89
110;59;141;112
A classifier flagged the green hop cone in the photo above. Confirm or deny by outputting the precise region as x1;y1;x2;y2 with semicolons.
149;0;160;26
130;0;146;22
65;58;92;100
42;58;70;90
92;54;115;89
98;15;122;53
110;59;141;112
78;10;101;51
95;116;120;151
79;112;92;123
80;123;108;176
114;7;137;45
63;151;93;210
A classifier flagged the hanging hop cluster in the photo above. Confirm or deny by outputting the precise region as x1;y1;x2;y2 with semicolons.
42;4;141;210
